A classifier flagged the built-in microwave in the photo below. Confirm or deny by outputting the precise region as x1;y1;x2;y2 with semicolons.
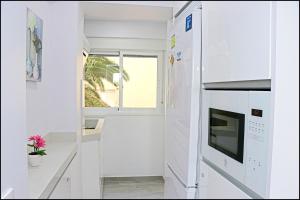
201;90;271;198
209;108;245;163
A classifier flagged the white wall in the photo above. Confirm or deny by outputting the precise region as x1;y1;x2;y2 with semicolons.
101;115;165;177
1;2;29;198
269;2;299;198
85;20;167;39
26;1;53;136
75;3;84;199
85;20;167;51
28;2;84;197
45;2;80;134
26;2;82;135
88;38;166;51
81;2;173;22
92;1;175;8
83;34;90;52
173;1;189;16
84;17;167;177
2;1;83;198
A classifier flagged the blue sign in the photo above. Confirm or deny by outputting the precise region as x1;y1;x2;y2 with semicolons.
185;14;192;32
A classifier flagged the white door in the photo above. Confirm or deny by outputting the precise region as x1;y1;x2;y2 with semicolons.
49;164;72;199
198;160;250;199
202;1;273;83
165;2;201;198
164;166;196;199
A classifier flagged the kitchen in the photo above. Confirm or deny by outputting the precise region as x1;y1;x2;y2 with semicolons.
1;1;299;199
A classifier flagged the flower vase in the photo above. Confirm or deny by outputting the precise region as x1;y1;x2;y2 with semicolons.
28;154;42;167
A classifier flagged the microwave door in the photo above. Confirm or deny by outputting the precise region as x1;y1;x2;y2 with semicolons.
209;108;245;163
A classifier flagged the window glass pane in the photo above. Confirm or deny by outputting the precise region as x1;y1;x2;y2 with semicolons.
84;55;120;107
122;56;157;108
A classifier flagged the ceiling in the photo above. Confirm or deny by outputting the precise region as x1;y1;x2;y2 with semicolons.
80;1;173;22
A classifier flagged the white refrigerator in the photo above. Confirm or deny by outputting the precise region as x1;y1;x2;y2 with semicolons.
164;2;202;199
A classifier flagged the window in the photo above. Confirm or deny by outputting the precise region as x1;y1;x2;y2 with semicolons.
84;54;120;108
122;55;157;108
83;51;162;113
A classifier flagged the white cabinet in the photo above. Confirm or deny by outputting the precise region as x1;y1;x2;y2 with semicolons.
202;2;273;83
164;166;196;199
198;160;250;199
49;154;81;199
81;140;101;199
49;159;73;199
49;176;71;199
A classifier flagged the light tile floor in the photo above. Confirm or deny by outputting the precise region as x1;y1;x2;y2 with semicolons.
102;176;164;199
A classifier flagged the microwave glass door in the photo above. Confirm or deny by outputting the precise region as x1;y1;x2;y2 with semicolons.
208;108;245;163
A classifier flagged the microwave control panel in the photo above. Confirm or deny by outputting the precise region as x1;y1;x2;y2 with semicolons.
245;91;271;198
248;120;265;141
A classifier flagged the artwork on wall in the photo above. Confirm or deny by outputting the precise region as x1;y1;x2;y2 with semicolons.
26;8;43;81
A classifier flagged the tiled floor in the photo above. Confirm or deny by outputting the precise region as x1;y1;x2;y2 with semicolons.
102;176;164;199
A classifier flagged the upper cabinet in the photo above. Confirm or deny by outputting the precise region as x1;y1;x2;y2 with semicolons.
202;2;273;83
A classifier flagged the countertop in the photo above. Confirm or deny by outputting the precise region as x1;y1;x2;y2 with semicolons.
28;132;77;199
82;118;104;142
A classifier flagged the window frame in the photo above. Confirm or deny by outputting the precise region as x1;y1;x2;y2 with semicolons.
83;49;164;116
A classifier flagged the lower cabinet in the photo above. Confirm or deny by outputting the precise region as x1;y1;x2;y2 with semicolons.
49;154;81;199
198;160;250;199
49;140;101;199
164;166;196;199
81;140;101;198
49;161;73;199
49;176;71;199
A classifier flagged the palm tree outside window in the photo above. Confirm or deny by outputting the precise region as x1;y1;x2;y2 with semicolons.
84;52;159;109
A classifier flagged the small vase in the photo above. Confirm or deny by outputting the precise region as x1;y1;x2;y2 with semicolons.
28;154;42;167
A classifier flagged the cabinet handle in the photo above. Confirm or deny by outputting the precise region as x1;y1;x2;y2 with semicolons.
66;177;71;182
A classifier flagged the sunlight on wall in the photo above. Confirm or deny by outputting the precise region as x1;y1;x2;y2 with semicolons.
123;56;157;108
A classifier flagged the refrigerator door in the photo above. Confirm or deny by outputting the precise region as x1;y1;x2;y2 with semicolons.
165;2;201;197
164;166;196;199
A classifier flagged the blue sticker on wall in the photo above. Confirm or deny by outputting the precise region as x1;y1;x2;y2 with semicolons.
185;14;192;32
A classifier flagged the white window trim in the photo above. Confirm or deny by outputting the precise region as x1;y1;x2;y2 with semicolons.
83;49;164;116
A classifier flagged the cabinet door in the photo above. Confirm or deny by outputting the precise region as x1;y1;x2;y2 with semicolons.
49;154;80;199
164;166;195;199
198;161;250;199
202;2;273;83
49;176;71;199
81;140;101;198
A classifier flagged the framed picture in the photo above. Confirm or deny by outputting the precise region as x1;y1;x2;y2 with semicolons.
26;8;43;81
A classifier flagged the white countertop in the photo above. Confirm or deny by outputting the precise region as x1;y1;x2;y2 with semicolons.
28;133;77;199
82;118;104;142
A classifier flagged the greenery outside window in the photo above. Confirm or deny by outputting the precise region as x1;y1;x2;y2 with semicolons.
83;50;163;113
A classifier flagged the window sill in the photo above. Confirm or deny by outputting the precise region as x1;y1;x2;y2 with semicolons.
82;107;164;117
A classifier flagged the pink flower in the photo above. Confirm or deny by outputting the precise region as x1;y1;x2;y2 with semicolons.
28;135;35;141
28;134;46;148
36;137;46;148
